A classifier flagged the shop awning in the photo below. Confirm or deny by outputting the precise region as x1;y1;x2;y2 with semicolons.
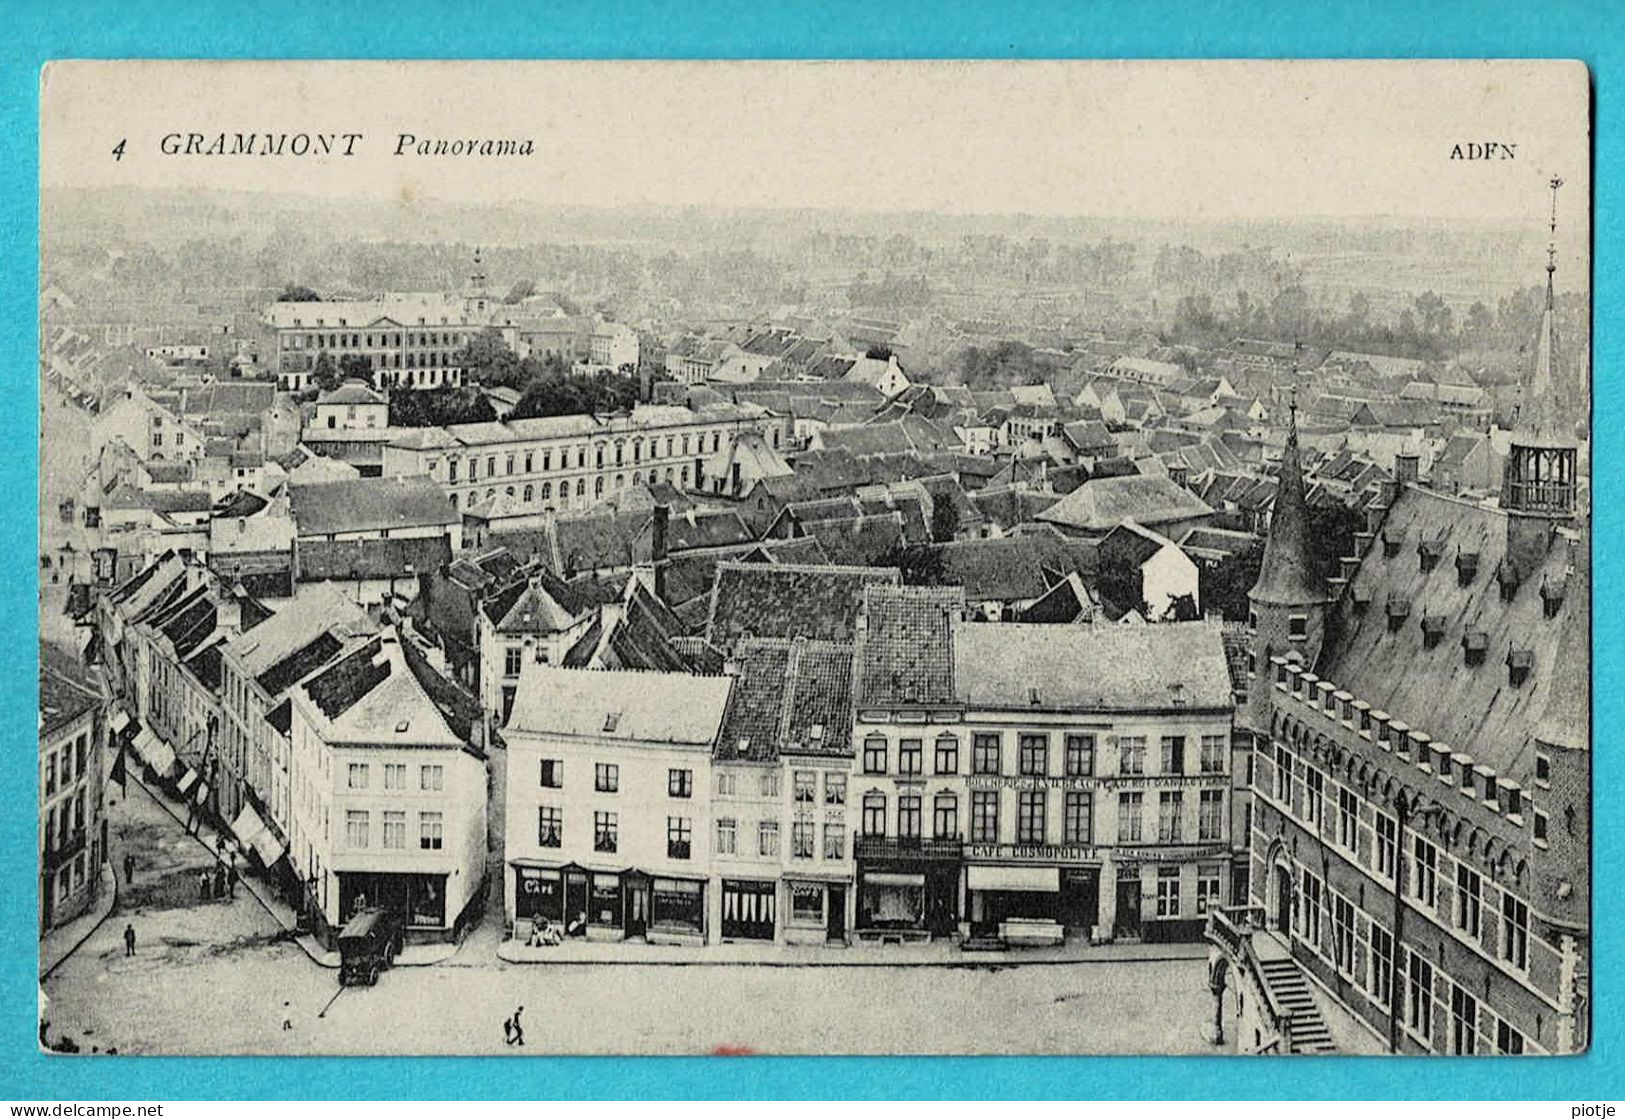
231;803;270;849
967;865;1061;893
176;769;197;796
108;709;131;735
251;824;286;868
131;728;176;776
864;872;926;888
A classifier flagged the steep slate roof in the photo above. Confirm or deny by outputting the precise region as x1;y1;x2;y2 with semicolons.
953;621;1234;712
297;536;452;581
507;664;734;747
41;641;101;736
289;476;457;537
854;584;965;707
1316;489;1586;784
484;569;589;634
706;562;900;650
935;534;1097;603
1249;412;1328;607
715;640;792;762
298;632;470;750
224;582;372;680
1037;474;1213;533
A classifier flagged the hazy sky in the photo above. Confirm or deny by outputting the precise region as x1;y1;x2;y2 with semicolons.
42;60;1589;234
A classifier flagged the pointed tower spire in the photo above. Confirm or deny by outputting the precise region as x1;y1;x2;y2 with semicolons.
1251;393;1328;606
1520;176;1566;442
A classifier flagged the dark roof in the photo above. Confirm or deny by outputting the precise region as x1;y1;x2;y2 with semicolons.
706;562;901;651
297;536;452;581
716;638;856;763
303;637;388;720
255;631;345;696
266;698;293;735
289;476;457;537
1317;491;1586;784
41;641;101;736
1016;576;1092;623
1036;474;1213;533
936;535;1097;602
215;490;269;519
715;641;792;762
186;642;225;692
1250;417;1328;607
854;584;964;706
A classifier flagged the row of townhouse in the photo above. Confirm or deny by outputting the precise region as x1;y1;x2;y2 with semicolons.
40;641;109;934
379;402;787;516
498;583;1246;949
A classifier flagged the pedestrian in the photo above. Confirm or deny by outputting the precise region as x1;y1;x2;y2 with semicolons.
123;923;135;957
227;862;239;899
502;1015;515;1046
197;869;210;901
510;1005;525;1047
122;852;134;884
214;863;228;900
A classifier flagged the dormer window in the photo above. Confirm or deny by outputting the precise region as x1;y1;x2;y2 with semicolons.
1382;526;1403;559
1418;538;1445;573
1541;573;1569;619
1456;549;1480;585
1421;614;1446;648
1288;614;1308;640
1462;630;1488;666
1385;594;1410;632
1351;585;1372;613
1497;560;1520;603
1506;648;1533;687
1535;751;1551;788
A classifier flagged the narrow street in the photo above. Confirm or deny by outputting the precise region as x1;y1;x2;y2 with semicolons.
44;766;1233;1057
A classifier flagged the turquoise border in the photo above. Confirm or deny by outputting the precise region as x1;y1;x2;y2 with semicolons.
5;0;1618;1100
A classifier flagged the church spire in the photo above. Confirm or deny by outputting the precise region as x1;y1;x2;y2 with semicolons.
1520;176;1566;444
1251;394;1329;606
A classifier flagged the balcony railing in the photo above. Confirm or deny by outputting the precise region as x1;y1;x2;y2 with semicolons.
854;835;963;861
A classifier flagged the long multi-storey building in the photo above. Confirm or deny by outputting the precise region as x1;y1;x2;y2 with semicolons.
266;293;479;393
380;402;783;515
1215;255;1587;1056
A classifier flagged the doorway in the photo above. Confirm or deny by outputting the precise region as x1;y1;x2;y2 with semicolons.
1273;862;1293;933
625;877;649;939
1114;872;1142;938
1060;868;1100;933
564;871;589;933
826;885;846;942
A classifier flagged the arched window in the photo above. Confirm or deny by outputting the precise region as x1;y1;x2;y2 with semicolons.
633;438;642;463
681;466;690;485
576;479;586;497
615;442;625;466
594;477;604;498
665;467;674;483
632;471;642;486
615;474;624;490
522;485;533;502
595;444;605;468
540;482;551;499
505;486;515;497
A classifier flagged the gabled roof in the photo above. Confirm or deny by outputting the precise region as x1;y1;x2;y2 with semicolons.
1035;474;1213;532
706;562;900;651
298;632;466;749
854;584;965;706
936;534;1097;602
506;664;733;746
289;476;457;537
318;379;387;406
297;535;452;581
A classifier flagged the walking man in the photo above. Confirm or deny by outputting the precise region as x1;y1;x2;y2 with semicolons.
122;852;134;885
226;862;239;899
123;923;135;957
510;1005;525;1047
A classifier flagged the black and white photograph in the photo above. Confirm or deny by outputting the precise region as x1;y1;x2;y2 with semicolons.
36;59;1590;1057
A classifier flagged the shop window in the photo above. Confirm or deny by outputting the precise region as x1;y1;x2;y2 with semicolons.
1155;867;1181;918
791;883;824;923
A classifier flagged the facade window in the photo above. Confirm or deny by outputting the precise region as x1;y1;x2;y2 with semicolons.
347;763;369;789
1017;791;1046;843
862;793;887;837
758;820;779;857
715;817;737;855
1535;751;1551;788
1413;836;1438;908
420;765;443;792
863;737;887;775
933;794;959;840
594;812;618;853
1304;767;1324;827
1199;733;1226;774
1288;614;1308;639
595;763;619;793
1018;734;1049;777
1369;922;1394;1007
1274;743;1292;802
538;806;562;847
1158;791;1184;842
1160;736;1186;775
345;810;369;849
539;759;563;788
1337;787;1358;849
794;770;817;803
1119;736;1146;776
1155;866;1181;917
505;648;523;677
1332;893;1356;974
898;739;923;776
791;821;814;860
898;795;922;839
1375;811;1398;879
1063;791;1093;844
669;768;693;798
1497;1019;1526;1055
824;772;846;806
934;736;959;774
1406;950;1435;1044
1198;789;1224;840
1300;870;1323;947
715;771;736;797
1196;865;1222;913
1064;734;1095;777
759;771;780;798
821;822;846;860
972;733;1000;775
1534;810;1549;843
383;811;405;849
385;763;406;790
1455;863;1482;938
1117;792;1143;842
1501;893;1529;970
1449;985;1478;1055
668;816;693;860
419;812;443;851
971;790;999;843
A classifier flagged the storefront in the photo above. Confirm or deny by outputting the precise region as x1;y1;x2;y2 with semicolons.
338;871;448;934
784;878;849;945
858;870;926;930
720;878;777;941
855;837;962;937
512;863;565;924
965;864;1060;935
648;875;706;944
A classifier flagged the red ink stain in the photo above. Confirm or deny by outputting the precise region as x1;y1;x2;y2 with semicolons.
712;1045;755;1056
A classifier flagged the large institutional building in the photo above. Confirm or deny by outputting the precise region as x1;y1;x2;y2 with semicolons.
1218;239;1588;1054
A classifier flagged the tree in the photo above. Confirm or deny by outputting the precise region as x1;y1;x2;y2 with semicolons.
277;284;321;302
929;498;960;543
873;542;947;586
337;354;373;382
866;344;894;361
451;328;527;390
311;351;339;393
1198;545;1262;622
388;387;497;428
504;279;535;304
508;370;641;420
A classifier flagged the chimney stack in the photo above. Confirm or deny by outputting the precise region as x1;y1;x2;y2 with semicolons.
1394;451;1420;488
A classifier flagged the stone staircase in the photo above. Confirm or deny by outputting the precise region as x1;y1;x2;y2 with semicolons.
1257;957;1337;1053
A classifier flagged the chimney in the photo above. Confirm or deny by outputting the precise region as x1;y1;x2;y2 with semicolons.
1394;451;1420;488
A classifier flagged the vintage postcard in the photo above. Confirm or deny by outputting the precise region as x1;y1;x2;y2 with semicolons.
37;59;1590;1057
